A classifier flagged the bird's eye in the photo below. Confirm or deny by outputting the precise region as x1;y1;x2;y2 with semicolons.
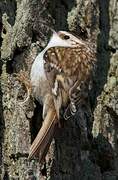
63;35;70;40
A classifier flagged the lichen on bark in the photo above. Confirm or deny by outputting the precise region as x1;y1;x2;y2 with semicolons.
0;0;118;179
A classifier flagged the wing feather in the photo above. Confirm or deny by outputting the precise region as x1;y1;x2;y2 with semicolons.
44;44;96;120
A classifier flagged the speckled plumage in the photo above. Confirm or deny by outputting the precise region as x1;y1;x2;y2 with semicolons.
29;31;96;162
44;37;96;118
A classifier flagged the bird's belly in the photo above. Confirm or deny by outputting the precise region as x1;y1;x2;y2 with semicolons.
31;57;51;104
32;77;50;104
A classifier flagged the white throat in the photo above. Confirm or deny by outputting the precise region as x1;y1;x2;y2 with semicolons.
30;31;74;87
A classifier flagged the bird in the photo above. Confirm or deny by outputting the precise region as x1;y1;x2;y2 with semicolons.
29;30;96;162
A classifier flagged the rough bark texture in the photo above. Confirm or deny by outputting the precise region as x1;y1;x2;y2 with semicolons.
0;0;118;179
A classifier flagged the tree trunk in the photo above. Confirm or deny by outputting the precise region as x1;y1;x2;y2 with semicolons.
0;0;118;179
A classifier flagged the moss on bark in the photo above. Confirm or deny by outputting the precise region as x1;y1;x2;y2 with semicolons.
0;0;118;179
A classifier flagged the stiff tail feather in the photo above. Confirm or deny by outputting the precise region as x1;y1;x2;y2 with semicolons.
28;108;58;163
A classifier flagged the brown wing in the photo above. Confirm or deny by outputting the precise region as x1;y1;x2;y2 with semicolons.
44;43;96;120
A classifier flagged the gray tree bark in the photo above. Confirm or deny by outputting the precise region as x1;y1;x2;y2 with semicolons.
0;0;118;179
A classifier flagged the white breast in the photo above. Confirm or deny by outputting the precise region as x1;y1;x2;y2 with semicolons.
30;52;49;104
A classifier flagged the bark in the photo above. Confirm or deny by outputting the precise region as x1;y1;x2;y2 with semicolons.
0;0;118;179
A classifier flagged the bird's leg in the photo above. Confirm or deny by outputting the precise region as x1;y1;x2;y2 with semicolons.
70;79;88;104
64;80;89;120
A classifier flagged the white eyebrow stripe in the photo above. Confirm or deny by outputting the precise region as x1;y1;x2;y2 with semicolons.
59;31;85;45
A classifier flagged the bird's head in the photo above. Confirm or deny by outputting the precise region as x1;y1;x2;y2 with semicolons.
46;30;85;49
